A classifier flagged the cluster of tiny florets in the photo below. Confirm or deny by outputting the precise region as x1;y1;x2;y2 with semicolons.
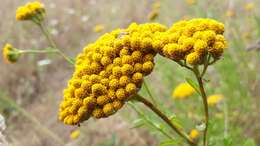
16;1;45;21
59;23;167;125
59;18;227;125
2;43;20;63
159;18;227;65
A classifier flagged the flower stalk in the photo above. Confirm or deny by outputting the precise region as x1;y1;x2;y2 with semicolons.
33;20;74;65
193;67;209;146
133;94;197;146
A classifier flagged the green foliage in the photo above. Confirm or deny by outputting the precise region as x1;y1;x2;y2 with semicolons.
185;77;201;95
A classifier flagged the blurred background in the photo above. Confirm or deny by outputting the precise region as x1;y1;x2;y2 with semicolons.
0;0;259;146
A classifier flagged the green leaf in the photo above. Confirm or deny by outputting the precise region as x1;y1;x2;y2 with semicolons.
131;118;145;129
158;140;179;146
185;78;201;95
223;137;233;146
254;15;260;37
170;116;183;130
243;139;256;146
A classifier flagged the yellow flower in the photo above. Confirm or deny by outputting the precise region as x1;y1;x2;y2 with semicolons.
70;129;80;140
189;129;199;139
186;52;201;65
186;0;196;5
16;1;45;21
59;23;163;125
244;2;254;12
2;43;20;63
172;82;195;99
207;94;224;106
58;20;227;126
225;9;235;17
93;24;105;33
162;18;227;63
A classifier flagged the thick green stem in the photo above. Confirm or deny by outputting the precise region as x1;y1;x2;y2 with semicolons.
134;94;197;146
194;69;209;146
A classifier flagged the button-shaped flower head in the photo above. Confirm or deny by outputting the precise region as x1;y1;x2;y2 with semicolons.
160;18;227;66
16;1;45;22
2;43;20;63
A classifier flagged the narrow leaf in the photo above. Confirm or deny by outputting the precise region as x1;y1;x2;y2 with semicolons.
185;78;201;95
158;140;179;146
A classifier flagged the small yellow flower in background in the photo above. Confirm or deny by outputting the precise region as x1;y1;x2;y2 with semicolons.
147;10;159;21
2;43;20;63
225;9;235;18
207;94;224;106
172;82;195;99
70;129;80;140
16;1;45;21
244;2;254;12
147;0;160;21
186;0;197;5
189;129;199;140
93;24;105;33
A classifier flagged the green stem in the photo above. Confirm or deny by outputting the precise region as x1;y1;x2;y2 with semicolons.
133;94;197;146
193;68;209;146
143;80;157;105
201;55;211;77
129;102;173;139
19;49;59;54
37;22;74;65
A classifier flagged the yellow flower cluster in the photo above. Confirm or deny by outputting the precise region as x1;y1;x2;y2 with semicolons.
189;129;199;140
186;0;197;5
70;129;80;139
172;82;195;99
16;1;45;21
147;0;161;21
2;43;20;63
59;23;167;125
159;18;227;65
207;94;224;106
59;18;227;125
244;2;254;12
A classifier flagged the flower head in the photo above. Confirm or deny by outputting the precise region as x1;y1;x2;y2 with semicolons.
186;0;197;5
59;23;166;125
16;1;45;21
70;129;80;139
2;43;20;63
189;129;199;140
58;19;227;126
172;82;195;99
160;18;227;65
244;2;254;12
207;94;224;106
